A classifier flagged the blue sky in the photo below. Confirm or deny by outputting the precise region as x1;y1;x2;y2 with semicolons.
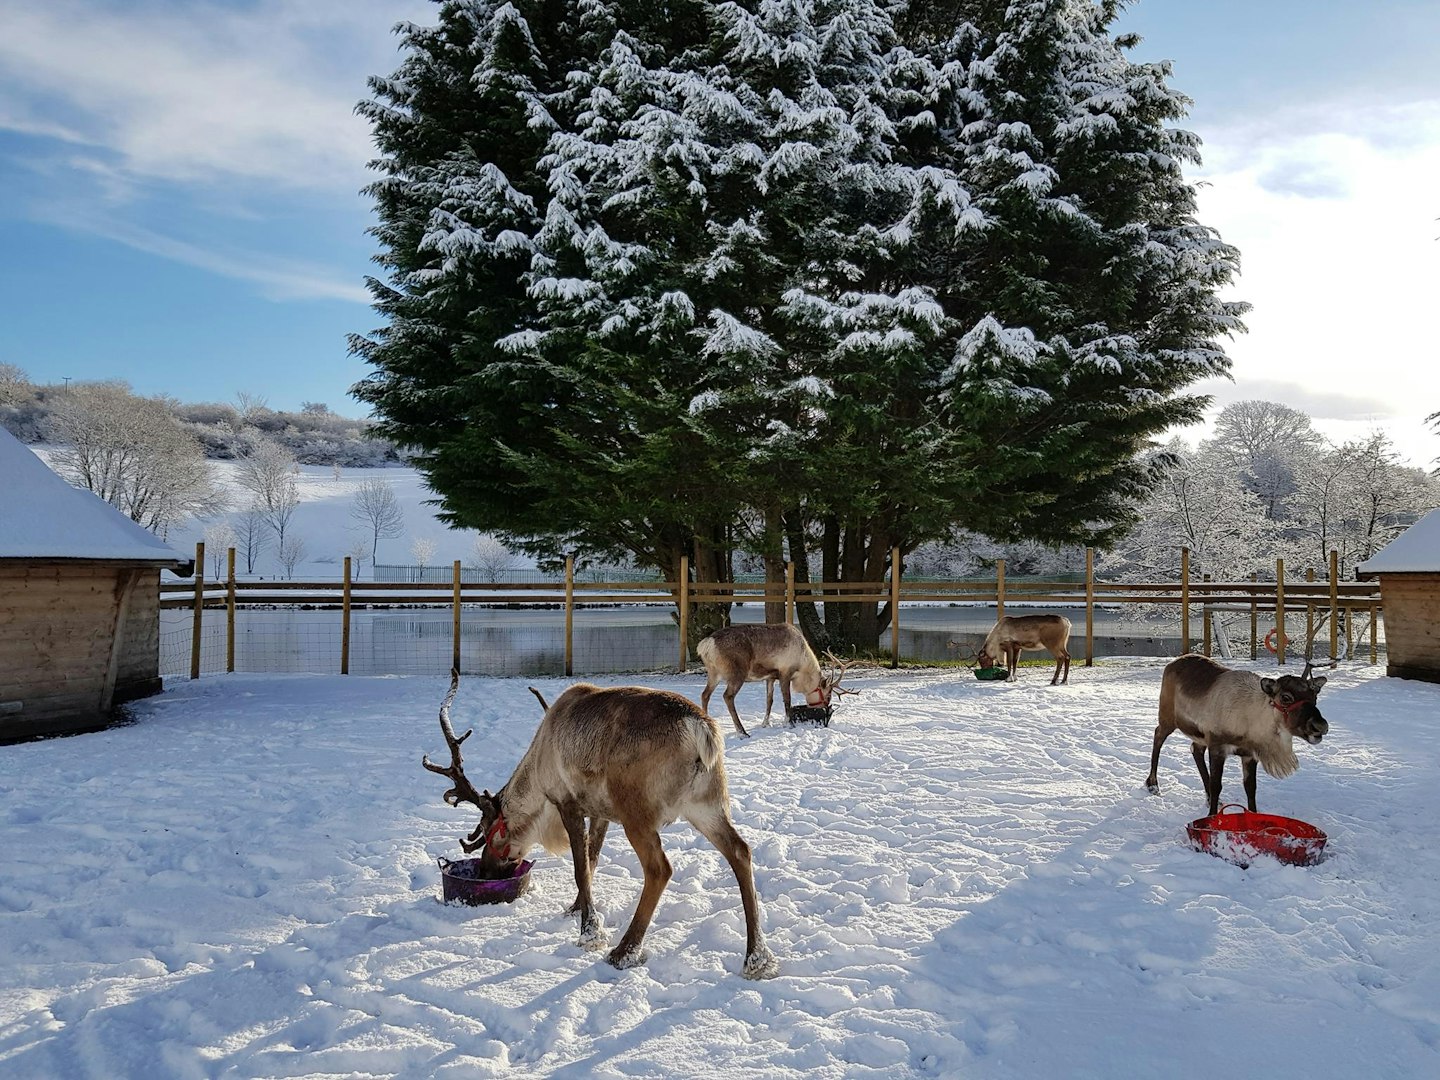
2;0;1438;464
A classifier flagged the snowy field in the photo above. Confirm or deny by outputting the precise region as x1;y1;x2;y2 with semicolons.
3;659;1438;1079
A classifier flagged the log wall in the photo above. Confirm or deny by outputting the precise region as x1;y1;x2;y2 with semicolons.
0;561;163;740
1378;573;1440;683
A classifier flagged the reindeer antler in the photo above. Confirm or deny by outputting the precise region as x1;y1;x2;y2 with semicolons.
422;669;486;812
822;650;862;697
947;639;980;668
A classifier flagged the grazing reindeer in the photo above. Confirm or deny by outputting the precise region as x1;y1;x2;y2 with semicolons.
977;614;1072;684
697;623;856;736
423;671;779;979
1145;654;1330;816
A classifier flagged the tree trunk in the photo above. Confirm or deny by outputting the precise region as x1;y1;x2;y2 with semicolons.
786;510;827;650
763;502;786;625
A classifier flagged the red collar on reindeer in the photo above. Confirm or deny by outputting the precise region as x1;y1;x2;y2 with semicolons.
1271;697;1308;720
485;811;515;861
805;686;828;707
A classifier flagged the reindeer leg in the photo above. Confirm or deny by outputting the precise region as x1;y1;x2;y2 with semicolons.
1206;745;1228;816
1145;722;1173;795
722;682;750;738
700;673;719;717
607;823;671;969
762;676;776;727
687;809;779;980
1242;757;1259;812
560;800;606;947
586;817;610;874
1190;741;1211;803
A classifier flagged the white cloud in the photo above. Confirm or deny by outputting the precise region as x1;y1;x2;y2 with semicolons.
0;0;428;192
1180;98;1440;466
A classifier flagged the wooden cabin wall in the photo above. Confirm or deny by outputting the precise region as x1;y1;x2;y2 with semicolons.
1379;573;1440;683
0;561;163;739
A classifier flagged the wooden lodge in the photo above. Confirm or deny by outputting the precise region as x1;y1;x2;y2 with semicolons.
0;427;191;741
1358;509;1440;683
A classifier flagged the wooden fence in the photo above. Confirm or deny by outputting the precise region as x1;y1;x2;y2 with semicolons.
163;544;1382;679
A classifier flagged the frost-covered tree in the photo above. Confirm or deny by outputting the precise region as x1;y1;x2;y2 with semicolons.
47;381;227;536
234;438;300;552
1102;437;1276;581
349;476;404;564
353;0;1247;649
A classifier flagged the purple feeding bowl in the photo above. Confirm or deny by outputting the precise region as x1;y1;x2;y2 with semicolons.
438;856;534;905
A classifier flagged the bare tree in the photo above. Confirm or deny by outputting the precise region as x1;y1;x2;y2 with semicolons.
204;520;237;578
466;533;516;582
349;476;404;564
47;381;227;536
411;535;437;576
346;536;371;580
0;362;29;406
277;533;308;579
233;505;269;574
234;438;300;551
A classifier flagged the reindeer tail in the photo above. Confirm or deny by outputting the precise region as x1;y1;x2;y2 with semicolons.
687;712;723;772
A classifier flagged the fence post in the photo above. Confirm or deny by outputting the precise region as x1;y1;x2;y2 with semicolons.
1085;547;1094;667
564;555;575;677
1250;571;1258;660
1305;567;1315;660
678;555;689;672
226;546;236;674
786;561;795;626
341;556;351;675
190;541;205;680
1346;600;1354;661
1370;605;1378;664
1329;549;1340;661
1275;558;1286;665
1180;547;1190;655
890;546;901;668
1201;572;1211;656
996;558;1005;621
452;560;462;674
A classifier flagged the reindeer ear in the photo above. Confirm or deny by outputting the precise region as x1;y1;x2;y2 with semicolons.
1259;677;1278;697
1308;675;1327;692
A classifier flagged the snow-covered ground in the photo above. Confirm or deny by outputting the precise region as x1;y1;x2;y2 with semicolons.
3;658;1437;1079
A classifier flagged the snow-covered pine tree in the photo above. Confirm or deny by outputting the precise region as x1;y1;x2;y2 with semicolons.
352;0;1248;652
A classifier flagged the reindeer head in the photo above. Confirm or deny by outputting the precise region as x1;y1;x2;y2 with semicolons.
807;651;860;708
1260;662;1330;745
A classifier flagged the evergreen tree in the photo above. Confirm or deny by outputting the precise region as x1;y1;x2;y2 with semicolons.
353;0;1248;651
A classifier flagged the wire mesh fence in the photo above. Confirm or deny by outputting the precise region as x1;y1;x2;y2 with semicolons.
159;598;1386;680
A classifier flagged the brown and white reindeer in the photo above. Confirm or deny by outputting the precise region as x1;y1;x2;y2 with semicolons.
1145;654;1330;816
976;614;1072;685
696;623;857;736
423;671;780;979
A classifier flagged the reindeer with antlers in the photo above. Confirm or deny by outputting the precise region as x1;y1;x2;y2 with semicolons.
423;671;780;979
696;623;858;735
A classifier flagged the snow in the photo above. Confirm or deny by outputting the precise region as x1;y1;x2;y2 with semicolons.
4;658;1439;1078
1358;508;1440;575
0;426;184;564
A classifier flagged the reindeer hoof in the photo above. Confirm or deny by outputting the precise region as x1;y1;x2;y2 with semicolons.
577;918;609;951
742;945;780;980
606;944;647;969
1145;780;1160;796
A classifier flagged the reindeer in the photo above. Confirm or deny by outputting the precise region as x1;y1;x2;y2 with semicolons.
1145;654;1330;816
696;623;856;736
976;614;1072;685
423;671;780;979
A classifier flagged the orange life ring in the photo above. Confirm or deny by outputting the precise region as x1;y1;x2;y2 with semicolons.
1264;628;1288;654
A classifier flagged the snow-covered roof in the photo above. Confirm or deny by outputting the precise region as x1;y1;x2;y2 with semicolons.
0;426;186;564
1357;509;1440;575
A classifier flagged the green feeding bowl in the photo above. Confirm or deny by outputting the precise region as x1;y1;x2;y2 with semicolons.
974;666;1009;681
